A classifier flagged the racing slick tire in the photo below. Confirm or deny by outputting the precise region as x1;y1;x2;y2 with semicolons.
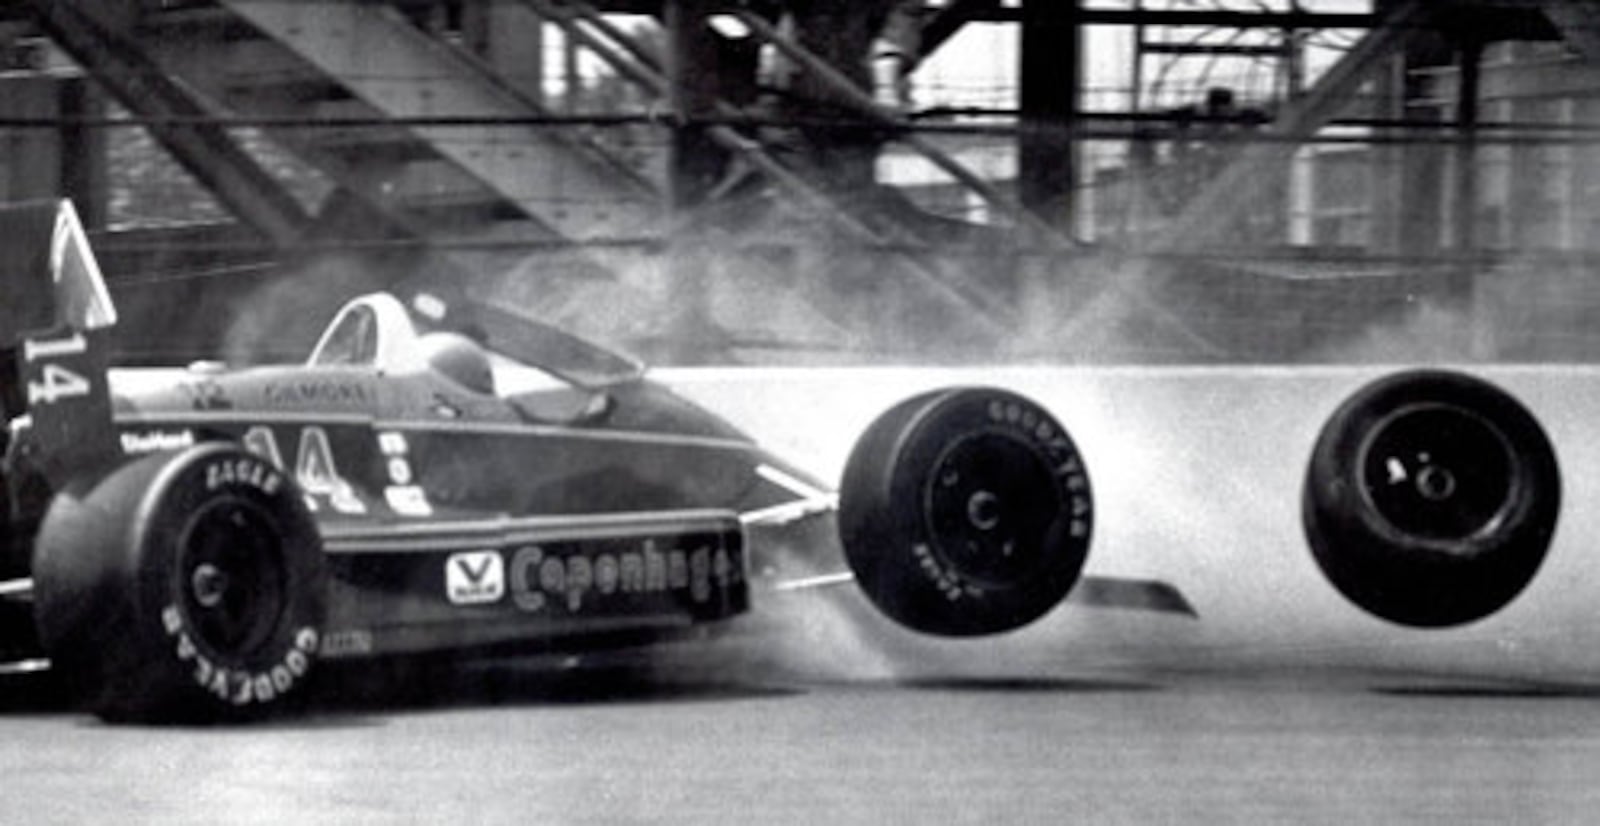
1302;369;1561;628
839;387;1093;636
33;443;327;722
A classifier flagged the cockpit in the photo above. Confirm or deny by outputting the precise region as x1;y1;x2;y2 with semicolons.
305;290;635;422
414;331;496;396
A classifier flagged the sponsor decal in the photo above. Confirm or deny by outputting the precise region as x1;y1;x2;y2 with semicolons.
264;380;371;407
181;379;232;411
446;551;505;605
387;457;414;486
913;542;983;602
21;331;91;406
205;456;283;496
377;431;409;456
319;629;374;658
385;485;433;517
507;540;739;614
242;425;366;515
242;426;285;468
162;604;318;706
295;426;365;515
912;397;1094;601
986;397;1092;541
119;428;195;455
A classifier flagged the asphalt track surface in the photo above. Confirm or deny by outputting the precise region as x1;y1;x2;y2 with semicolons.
12;365;1600;822
7;656;1600;823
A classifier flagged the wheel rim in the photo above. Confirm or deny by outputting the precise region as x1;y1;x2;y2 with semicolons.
175;499;289;657
923;431;1059;587
1358;403;1517;545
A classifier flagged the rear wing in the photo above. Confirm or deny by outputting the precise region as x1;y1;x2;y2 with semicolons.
0;200;119;483
0;199;116;344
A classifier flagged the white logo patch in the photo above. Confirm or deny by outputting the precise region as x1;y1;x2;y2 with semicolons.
446;551;505;605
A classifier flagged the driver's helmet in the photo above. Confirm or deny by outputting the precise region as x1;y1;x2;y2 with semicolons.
416;331;495;395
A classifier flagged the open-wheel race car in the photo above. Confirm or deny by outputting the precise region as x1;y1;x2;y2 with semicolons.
0;200;1109;722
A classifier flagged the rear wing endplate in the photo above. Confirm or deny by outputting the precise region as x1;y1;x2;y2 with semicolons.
0;199;115;344
1;200;119;483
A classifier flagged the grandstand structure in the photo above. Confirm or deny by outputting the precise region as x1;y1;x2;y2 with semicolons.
1;1;1599;363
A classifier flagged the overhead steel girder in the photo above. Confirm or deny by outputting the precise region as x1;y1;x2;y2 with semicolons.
219;0;661;242
727;7;1071;249
24;0;313;247
1541;2;1600;61
526;0;1016;334
1154;0;1432;253
920;0;1000;62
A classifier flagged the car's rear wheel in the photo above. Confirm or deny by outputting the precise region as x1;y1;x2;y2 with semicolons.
33;443;326;722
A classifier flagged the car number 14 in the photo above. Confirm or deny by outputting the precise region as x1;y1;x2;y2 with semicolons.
22;332;91;406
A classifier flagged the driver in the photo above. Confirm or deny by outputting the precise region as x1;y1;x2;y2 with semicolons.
415;331;496;396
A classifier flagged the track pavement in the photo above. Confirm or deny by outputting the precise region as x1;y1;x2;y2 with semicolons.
5;656;1600;823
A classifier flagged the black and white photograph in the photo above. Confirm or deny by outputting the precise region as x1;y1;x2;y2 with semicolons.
5;0;1600;821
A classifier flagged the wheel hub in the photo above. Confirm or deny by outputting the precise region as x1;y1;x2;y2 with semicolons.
925;432;1058;585
190;563;229;609
1361;404;1516;543
176;500;288;657
967;490;1001;532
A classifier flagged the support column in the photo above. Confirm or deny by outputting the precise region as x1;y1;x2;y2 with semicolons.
1451;35;1487;358
462;0;544;103
27;0;312;246
665;0;729;213
1451;37;1483;252
662;0;727;363
1371;1;1448;255
59;76;107;230
1018;0;1081;231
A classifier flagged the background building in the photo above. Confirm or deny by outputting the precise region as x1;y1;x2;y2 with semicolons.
2;1;1599;364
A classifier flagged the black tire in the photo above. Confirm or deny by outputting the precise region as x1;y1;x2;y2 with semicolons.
839;387;1092;636
33;443;327;722
1302;370;1561;628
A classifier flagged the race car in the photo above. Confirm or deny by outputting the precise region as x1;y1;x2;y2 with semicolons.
0;200;1099;722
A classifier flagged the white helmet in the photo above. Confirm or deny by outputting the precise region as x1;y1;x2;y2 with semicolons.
415;331;495;395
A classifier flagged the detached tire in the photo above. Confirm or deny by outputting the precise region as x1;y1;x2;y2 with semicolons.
34;443;326;722
1302;370;1560;628
839;387;1092;636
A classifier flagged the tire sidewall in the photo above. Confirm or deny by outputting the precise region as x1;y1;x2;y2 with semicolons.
132;445;326;715
1303;370;1560;627
841;387;1092;635
35;443;326;721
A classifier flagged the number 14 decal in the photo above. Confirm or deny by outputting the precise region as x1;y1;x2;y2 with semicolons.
243;425;368;515
22;332;91;406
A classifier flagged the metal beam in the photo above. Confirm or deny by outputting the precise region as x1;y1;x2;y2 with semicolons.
1141;43;1288;58
664;0;726;211
730;7;1071;246
555;4;1381;29
1540;1;1600;60
1416;57;1600;103
1154;0;1432;252
531;0;1015;334
999;8;1379;28
1018;0;1079;230
920;0;1001;60
1451;38;1483;253
24;0;312;246
1369;0;1448;256
220;0;661;242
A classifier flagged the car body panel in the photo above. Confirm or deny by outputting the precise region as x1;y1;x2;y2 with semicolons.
0;204;816;666
95;355;805;661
